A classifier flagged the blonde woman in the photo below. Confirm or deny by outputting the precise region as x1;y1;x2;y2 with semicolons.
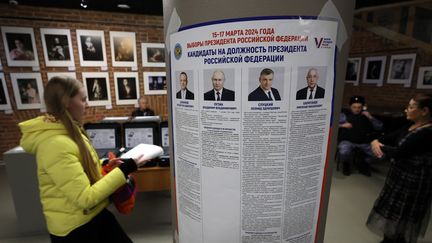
19;76;147;242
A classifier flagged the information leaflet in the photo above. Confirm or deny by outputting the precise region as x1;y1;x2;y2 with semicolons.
170;17;338;243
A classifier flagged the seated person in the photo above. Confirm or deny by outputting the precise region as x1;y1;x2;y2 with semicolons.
338;96;383;176
131;96;155;117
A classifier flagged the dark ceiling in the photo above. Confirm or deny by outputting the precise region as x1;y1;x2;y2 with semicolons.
0;0;412;16
0;0;164;15
355;0;413;9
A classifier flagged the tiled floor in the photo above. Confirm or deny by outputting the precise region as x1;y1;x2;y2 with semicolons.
325;163;432;243
0;163;431;243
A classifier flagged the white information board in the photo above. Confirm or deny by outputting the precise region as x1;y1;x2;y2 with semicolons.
124;127;154;148
86;129;116;149
170;17;338;243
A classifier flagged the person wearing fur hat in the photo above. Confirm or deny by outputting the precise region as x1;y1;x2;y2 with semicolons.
338;96;383;176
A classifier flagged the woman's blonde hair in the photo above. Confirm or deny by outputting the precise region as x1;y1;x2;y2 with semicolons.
44;76;101;184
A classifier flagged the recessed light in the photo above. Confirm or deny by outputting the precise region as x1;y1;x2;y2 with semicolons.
80;0;88;8
117;4;130;9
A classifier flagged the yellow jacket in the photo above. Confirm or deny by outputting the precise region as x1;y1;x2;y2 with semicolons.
19;115;126;236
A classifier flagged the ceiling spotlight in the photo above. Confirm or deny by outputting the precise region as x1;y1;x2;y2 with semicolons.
9;0;18;5
80;0;88;8
117;3;130;9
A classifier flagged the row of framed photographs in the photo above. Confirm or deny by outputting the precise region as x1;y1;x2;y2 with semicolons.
0;26;165;68
0;72;167;111
345;53;432;89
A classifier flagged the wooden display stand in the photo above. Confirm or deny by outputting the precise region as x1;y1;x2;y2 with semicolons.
132;166;171;192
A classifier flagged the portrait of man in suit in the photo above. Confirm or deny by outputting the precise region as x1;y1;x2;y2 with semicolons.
176;72;194;100
296;67;325;100
204;70;235;101
248;68;281;101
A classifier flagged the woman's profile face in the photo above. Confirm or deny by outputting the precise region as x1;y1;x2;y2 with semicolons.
405;99;422;122
67;87;88;122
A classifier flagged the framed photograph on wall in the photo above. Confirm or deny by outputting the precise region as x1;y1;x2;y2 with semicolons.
345;57;361;85
40;28;75;67
416;66;432;89
142;43;165;67
10;73;44;110
76;30;107;67
0;73;12;110
114;72;139;105
46;72;77;81
143;72;166;95
110;31;137;67
363;56;386;86
1;26;39;67
81;72;111;106
387;53;416;87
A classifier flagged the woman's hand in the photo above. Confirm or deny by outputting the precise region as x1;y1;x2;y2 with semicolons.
107;158;123;168
371;139;384;158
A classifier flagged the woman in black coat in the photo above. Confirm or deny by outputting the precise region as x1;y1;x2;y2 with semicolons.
368;94;432;243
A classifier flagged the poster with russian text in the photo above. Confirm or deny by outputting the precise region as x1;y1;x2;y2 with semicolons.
170;17;338;243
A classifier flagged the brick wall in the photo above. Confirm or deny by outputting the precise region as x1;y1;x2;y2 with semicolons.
342;30;432;112
1;5;431;160
0;4;166;160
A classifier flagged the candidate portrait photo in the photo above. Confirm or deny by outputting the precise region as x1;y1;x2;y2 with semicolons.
175;71;194;100
248;67;283;101
296;67;326;100
203;69;235;101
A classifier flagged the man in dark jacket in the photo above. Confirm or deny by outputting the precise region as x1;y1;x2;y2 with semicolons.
176;72;194;100
296;68;325;100
131;96;155;117
248;68;281;101
338;96;383;176
203;70;235;101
